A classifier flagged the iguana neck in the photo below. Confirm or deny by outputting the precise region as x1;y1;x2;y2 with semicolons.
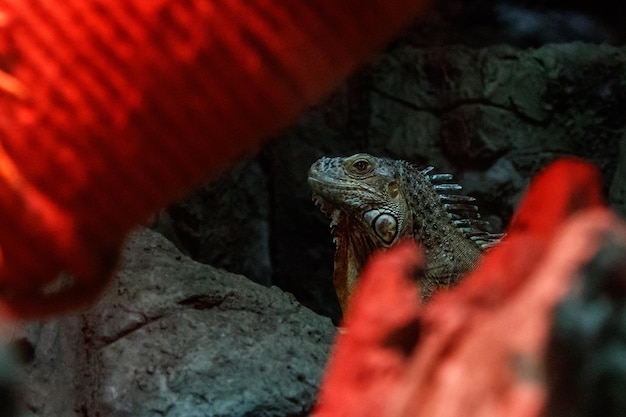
418;232;482;298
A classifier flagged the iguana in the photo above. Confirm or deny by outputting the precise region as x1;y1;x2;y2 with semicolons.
308;153;501;312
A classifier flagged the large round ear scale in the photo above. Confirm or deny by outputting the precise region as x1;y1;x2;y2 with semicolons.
373;213;398;245
363;210;399;245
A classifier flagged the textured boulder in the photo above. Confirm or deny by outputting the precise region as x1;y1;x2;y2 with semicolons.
15;228;336;417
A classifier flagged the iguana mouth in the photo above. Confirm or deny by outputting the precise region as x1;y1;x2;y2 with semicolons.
312;194;343;239
312;194;333;216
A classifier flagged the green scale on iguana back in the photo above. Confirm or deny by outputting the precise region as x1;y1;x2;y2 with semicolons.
308;153;501;312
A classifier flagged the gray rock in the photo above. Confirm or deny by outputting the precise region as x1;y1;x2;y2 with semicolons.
368;43;624;213
16;228;336;417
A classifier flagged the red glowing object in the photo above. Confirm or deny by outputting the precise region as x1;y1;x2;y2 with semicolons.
0;0;431;318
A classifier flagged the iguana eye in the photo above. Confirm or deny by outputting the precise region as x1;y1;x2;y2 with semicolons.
354;160;368;171
348;158;373;175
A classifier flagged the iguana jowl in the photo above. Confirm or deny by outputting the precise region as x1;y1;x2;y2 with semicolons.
308;153;501;312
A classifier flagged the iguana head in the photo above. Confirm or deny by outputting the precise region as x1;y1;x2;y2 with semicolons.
308;153;415;310
308;153;410;248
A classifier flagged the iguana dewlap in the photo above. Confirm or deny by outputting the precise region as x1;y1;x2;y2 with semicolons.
308;153;501;312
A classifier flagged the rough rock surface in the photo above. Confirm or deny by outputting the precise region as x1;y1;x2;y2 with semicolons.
15;228;336;417
165;42;626;323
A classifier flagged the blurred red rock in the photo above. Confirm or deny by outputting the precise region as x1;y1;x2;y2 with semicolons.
0;0;431;318
314;158;626;417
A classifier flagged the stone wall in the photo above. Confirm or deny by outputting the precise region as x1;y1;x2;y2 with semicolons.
15;229;335;417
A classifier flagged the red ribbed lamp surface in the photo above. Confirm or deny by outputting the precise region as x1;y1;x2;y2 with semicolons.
0;0;431;317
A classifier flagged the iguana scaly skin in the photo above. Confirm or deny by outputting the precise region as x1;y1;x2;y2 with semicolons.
308;153;501;312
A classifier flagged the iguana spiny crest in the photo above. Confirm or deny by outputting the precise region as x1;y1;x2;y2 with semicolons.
308;153;501;312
